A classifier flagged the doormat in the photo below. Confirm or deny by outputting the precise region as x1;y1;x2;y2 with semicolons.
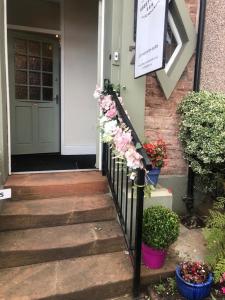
11;154;96;172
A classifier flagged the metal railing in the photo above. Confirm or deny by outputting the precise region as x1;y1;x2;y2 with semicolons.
102;90;151;297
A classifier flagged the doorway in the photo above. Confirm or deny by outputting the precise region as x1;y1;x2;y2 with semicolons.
4;0;100;176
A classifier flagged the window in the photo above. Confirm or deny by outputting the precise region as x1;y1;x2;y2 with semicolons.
165;12;182;73
156;0;197;99
14;39;53;101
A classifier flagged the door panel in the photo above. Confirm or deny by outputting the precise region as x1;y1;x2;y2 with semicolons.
38;107;55;143
15;106;33;144
8;31;60;155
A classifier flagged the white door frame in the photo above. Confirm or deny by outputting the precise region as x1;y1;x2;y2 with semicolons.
3;0;11;175
4;0;104;174
97;0;105;170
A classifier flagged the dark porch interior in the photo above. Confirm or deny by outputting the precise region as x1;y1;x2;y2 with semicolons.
11;154;96;172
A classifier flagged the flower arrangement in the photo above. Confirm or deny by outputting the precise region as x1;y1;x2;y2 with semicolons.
94;85;143;173
179;261;210;284
143;139;167;168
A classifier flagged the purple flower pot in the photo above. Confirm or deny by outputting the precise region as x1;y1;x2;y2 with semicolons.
142;242;167;269
146;168;161;186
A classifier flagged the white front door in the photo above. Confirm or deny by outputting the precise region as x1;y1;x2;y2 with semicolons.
8;31;60;155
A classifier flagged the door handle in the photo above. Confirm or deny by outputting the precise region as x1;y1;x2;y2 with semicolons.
54;95;59;104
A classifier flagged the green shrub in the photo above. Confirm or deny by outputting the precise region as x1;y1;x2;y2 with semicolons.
177;91;225;192
203;197;225;283
214;259;225;283
142;206;180;249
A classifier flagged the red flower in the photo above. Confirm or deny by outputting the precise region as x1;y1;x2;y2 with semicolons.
143;139;167;168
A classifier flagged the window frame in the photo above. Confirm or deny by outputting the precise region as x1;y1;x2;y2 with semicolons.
156;0;197;99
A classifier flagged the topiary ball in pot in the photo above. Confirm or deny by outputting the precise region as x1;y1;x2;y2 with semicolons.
142;205;180;269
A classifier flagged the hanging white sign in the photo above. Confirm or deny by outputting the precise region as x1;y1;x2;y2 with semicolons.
135;0;168;78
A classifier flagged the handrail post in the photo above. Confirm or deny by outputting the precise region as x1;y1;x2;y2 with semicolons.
133;168;145;297
102;142;107;176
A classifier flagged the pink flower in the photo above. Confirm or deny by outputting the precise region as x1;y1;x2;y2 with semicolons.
114;128;132;155
222;287;225;294
99;95;113;111
106;102;117;119
125;145;143;169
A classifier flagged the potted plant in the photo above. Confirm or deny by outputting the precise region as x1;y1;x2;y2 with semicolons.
142;205;179;269
176;261;213;300
143;139;167;186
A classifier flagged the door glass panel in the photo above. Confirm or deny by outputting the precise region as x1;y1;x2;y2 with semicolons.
15;55;27;69
15;39;27;55
15;71;27;84
43;88;53;101
42;73;53;87
42;43;53;57
16;86;28;99
42;58;53;72
14;38;56;102
29;41;41;57
29;56;41;71
29;72;41;85
30;87;41;100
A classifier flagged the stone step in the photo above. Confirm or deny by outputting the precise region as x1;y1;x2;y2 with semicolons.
5;171;108;200
0;251;178;300
0;220;125;268
0;194;115;231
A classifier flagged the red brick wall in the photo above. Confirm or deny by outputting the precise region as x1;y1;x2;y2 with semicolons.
144;0;198;176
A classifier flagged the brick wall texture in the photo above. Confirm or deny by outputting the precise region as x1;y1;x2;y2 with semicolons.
144;0;198;176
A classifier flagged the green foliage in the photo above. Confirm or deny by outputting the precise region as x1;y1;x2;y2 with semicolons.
142;206;180;249
214;259;225;283
144;184;155;199
154;277;177;296
203;197;225;278
154;282;166;295
178;91;225;192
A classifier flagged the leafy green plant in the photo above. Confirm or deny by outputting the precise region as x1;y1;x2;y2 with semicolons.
154;277;177;296
177;91;225;192
203;197;225;269
214;259;225;283
154;282;166;295
142;206;180;249
203;196;225;295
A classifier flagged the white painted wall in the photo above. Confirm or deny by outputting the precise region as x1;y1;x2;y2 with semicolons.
62;0;98;155
7;0;60;30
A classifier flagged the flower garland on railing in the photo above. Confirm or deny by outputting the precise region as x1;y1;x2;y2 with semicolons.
94;85;143;177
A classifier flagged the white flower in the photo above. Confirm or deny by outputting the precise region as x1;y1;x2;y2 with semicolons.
99;115;110;127
104;120;118;136
93;85;102;99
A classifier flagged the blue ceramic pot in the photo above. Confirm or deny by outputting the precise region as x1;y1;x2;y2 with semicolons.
146;168;161;186
176;266;213;300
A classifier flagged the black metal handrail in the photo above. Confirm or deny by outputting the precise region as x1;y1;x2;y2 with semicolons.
102;90;151;297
